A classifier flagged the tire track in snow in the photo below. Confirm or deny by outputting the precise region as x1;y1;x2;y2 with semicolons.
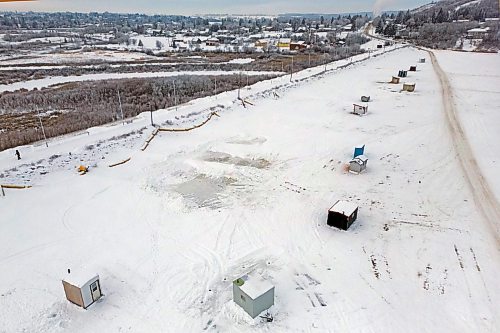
428;50;500;249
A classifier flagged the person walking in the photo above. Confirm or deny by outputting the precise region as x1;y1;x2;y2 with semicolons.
15;150;21;160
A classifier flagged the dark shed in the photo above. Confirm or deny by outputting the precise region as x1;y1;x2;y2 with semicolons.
327;200;359;230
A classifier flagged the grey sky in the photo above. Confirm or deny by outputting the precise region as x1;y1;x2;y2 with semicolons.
0;0;430;15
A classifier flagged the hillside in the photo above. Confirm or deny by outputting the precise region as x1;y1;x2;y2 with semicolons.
412;0;499;20
374;0;499;50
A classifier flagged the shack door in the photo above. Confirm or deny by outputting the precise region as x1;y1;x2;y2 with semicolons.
90;281;101;302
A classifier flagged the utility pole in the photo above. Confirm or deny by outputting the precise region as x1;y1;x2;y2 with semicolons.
290;56;294;82
117;89;124;125
238;72;241;99
150;105;154;127
36;107;48;147
173;80;177;106
214;76;217;95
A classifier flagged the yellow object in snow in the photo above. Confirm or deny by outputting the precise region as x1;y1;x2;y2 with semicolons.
78;165;88;173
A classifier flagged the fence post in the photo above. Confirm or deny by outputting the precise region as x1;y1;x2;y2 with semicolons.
1;186;5;197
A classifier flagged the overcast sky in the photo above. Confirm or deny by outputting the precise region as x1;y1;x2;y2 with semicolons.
0;0;431;15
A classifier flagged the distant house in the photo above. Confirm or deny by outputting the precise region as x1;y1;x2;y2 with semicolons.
467;27;490;39
255;39;269;48
342;24;352;31
327;200;359;230
290;41;307;51
205;37;220;46
277;38;291;49
233;274;274;318
62;272;102;309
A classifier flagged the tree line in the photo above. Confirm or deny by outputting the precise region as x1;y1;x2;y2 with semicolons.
0;74;276;151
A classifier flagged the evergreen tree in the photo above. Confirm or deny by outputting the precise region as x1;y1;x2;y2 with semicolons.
375;20;384;34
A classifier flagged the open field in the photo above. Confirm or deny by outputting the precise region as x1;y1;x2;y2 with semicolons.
0;47;499;332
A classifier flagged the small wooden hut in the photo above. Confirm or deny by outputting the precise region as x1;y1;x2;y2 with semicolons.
327;200;359;230
349;155;368;174
62;272;102;309
233;274;274;319
402;83;416;92
361;96;371;102
353;104;368;115
409;65;417;72
391;76;400;84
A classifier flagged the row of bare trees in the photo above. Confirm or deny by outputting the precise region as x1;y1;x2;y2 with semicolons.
0;74;275;151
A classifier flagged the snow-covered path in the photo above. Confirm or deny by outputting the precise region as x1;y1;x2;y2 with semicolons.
1;47;499;332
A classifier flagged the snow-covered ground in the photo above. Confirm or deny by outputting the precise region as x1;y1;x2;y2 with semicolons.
0;50;158;66
434;50;500;201
0;70;282;93
455;0;482;11
1;47;499;332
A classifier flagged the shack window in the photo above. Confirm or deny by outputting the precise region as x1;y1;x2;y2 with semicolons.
240;295;246;302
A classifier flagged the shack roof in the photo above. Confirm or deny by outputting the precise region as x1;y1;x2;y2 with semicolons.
352;155;368;163
63;271;99;288
330;200;358;216
236;274;274;299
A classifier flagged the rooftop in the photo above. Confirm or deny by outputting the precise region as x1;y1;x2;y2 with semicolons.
330;200;358;216
235;274;274;299
63;270;99;288
352;155;368;163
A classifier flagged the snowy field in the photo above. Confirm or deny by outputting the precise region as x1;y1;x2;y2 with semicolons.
0;50;158;66
0;70;282;93
1;47;499;332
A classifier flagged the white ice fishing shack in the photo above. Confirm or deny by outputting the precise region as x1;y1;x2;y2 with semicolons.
62;271;102;309
233;274;274;319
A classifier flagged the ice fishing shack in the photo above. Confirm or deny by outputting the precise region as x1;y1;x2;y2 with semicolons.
327;200;359;230
353;104;368;115
233;274;274;319
349;155;368;174
62;271;102;309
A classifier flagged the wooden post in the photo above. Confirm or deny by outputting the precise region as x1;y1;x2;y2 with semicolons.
150;105;154;127
238;72;241;99
117;89;124;125
173;80;177;106
1;186;5;197
290;56;293;82
36;107;48;147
